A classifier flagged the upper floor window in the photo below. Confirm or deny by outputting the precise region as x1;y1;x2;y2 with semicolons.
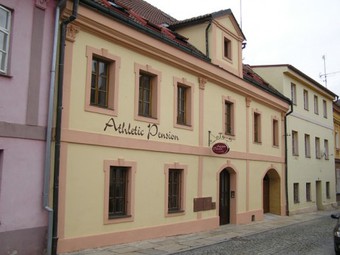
314;95;319;114
303;90;309;110
253;112;261;143
224;100;234;136
304;134;310;158
323;100;327;118
135;64;161;123
0;5;11;74
223;37;232;60
336;131;340;150
272;119;279;147
86;46;120;116
291;83;297;105
324;139;329;160
176;83;192;127
315;137;321;159
292;130;299;156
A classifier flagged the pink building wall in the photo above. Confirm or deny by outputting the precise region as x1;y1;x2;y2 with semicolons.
0;0;56;254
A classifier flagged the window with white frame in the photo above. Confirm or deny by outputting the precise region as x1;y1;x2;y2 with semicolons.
303;90;309;110
291;83;297;105
0;5;11;74
314;95;319;114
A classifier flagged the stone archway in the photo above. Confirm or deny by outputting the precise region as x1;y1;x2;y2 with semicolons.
263;169;281;215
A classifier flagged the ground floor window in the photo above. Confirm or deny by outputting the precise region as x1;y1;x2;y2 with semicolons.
293;183;299;203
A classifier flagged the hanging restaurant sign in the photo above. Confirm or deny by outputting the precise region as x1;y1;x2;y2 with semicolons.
212;142;230;154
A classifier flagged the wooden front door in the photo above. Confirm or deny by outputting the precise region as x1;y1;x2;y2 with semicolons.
263;174;270;213
219;169;230;225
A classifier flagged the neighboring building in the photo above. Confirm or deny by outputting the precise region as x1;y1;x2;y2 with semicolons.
54;0;290;253
0;0;56;254
334;100;340;202
252;65;338;215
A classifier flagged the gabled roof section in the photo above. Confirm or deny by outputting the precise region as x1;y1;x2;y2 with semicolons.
251;64;338;98
243;64;290;103
169;9;246;40
82;0;209;61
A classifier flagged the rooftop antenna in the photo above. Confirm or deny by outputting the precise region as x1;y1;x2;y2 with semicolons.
240;0;243;29
319;55;340;88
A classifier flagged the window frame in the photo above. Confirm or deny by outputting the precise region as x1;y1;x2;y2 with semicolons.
293;183;300;204
164;163;187;217
315;137;321;159
304;134;311;158
104;159;136;224
306;182;311;202
222;96;235;137
314;95;319;115
291;83;297;105
272;117;279;147
223;37;232;61
323;99;327;118
326;181;330;199
324;139;329;160
0;5;11;75
174;77;194;129
303;89;309;110
253;110;262;144
134;63;161;124
85;46;120;116
292;130;299;156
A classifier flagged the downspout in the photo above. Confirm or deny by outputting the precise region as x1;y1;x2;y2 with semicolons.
205;19;212;58
285;101;293;216
52;1;79;254
43;1;64;254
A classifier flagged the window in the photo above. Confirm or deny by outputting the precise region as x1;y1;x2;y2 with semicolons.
323;100;327;118
86;46;120;116
0;5;11;74
174;78;193;129
294;183;299;203
104;159;136;224
315;137;321;159
164;163;187;216
254;112;261;143
292;130;299;156
168;169;183;213
314;95;319;114
109;166;128;218
91;58;109;107
175;82;192;127
223;37;232;60
291;83;297;105
324;139;329;160
303;90;309;110
272;119;279;147
224;100;234;136
326;181;330;199
336;132;340;149
135;64;161;123
306;183;311;202
305;134;310;158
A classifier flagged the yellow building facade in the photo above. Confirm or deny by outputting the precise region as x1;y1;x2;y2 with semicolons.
55;1;290;252
253;65;337;215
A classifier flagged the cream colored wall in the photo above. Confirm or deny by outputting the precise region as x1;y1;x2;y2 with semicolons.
252;67;286;94
69;31;200;146
174;23;207;55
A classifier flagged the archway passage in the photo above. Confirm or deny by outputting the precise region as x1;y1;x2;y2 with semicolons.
263;169;281;215
219;169;230;225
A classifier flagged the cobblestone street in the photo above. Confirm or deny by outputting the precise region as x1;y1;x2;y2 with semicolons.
175;215;335;255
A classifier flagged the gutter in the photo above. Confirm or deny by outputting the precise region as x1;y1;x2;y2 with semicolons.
284;101;294;216
52;1;79;254
205;19;212;58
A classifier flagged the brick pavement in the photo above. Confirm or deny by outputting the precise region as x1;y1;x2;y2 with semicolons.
60;208;339;255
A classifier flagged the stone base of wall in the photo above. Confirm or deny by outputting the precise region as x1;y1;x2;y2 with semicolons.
0;226;47;255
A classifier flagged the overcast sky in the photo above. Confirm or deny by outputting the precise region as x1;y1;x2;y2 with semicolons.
144;0;340;98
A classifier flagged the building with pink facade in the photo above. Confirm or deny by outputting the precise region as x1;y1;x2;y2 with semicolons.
0;0;56;254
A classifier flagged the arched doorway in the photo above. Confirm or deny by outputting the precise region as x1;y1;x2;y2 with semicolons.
219;169;230;225
262;169;281;215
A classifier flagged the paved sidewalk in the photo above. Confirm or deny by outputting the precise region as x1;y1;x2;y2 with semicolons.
61;208;339;255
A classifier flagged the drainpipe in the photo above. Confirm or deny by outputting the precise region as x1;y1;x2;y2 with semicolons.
285;101;294;216
205;19;212;57
43;1;65;254
52;1;79;254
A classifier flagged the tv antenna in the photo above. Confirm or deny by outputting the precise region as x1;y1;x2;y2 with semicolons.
319;55;340;88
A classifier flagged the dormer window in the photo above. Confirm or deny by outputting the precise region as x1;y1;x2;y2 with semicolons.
224;37;232;60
